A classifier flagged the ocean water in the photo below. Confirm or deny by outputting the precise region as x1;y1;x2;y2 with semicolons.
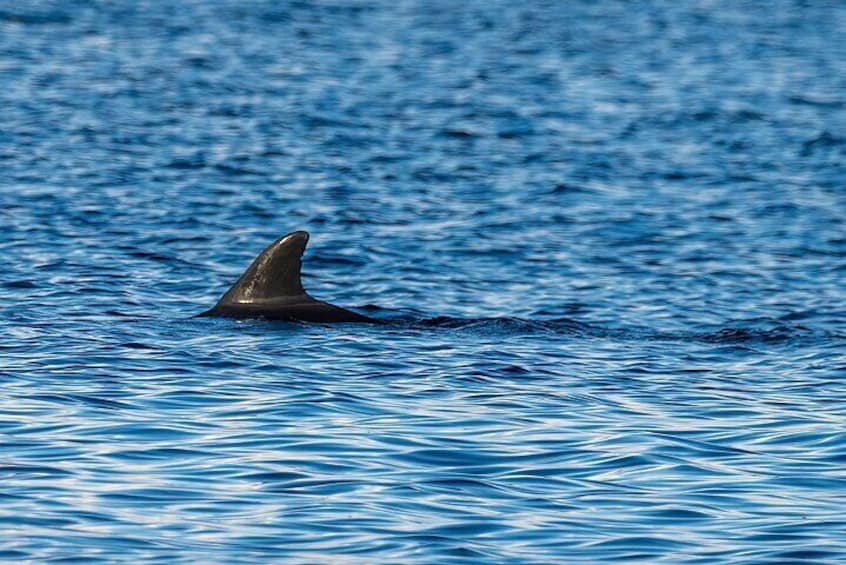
1;0;845;562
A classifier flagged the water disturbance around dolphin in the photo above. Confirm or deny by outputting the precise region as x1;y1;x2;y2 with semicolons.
201;231;377;323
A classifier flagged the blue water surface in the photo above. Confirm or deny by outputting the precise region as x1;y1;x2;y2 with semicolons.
1;0;846;562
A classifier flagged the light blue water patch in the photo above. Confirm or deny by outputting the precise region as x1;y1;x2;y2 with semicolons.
1;0;845;562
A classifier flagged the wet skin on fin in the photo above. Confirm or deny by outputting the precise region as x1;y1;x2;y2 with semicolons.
200;231;378;323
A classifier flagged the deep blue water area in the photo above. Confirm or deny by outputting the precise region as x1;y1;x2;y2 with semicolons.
2;0;846;562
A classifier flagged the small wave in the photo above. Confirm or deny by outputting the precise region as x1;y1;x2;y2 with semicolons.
0;9;72;25
357;312;831;344
413;316;590;335
197;308;836;344
698;325;813;344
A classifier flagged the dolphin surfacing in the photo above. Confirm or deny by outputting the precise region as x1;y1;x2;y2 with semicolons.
200;231;377;323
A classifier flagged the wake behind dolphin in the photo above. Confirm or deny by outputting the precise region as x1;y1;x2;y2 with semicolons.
200;231;377;323
198;231;830;344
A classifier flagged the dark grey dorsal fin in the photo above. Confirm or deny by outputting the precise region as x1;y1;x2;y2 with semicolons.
218;231;310;304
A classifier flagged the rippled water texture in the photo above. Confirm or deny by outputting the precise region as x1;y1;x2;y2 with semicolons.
2;1;846;562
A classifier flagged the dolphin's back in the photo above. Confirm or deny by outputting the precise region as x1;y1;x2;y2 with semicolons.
202;231;377;323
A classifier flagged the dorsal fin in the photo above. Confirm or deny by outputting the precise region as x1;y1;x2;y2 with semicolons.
218;231;310;304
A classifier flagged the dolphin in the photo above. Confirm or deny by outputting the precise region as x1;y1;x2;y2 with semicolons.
200;231;377;323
